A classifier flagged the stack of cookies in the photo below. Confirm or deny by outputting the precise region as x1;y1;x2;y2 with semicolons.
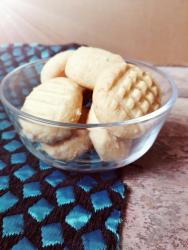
21;46;161;161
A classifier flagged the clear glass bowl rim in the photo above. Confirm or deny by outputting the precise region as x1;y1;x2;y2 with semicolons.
0;58;178;128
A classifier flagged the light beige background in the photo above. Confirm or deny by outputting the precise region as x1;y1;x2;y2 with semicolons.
0;0;188;65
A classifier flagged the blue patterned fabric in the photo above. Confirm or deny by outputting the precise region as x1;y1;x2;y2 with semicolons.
0;160;6;170
45;170;66;187
11;152;27;164
0;176;9;191
28;198;54;222
41;223;64;247
14;164;36;181
105;209;121;240
23;182;41;198
91;190;112;212
111;181;125;199
12;237;36;250
56;186;75;205
82;230;106;250
65;205;92;230
0;44;127;250
77;176;97;192
0;192;18;213
3;140;22;152
3;214;24;237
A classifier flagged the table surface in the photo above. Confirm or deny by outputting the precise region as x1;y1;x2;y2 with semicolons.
123;67;188;250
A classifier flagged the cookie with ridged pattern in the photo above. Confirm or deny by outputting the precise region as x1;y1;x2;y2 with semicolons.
21;77;83;144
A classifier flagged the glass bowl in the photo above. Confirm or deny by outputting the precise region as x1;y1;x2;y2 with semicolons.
0;59;177;172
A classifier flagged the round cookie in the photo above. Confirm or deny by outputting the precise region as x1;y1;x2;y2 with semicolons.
41;50;74;83
93;63;161;138
87;106;131;161
21;77;83;143
42;130;91;161
65;46;125;89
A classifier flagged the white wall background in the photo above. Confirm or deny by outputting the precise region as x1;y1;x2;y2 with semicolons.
0;0;188;65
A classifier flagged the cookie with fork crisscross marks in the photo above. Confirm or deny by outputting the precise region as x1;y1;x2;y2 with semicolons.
93;62;161;138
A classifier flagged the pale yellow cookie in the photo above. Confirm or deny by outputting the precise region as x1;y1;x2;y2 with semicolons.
65;46;125;89
87;106;131;161
42;130;91;161
41;50;74;83
109;123;144;139
21;77;83;143
93;63;161;138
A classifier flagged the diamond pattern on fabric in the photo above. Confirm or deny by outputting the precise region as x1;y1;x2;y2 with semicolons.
3;214;24;237
11;152;27;164
91;190;112;211
23;182;41;198
111;181;126;199
41;223;64;247
0;192;18;212
0;160;6;170
0;175;9;190
82;230;106;250
1;52;11;60
65;205;91;230
41;49;50;59
105;209;121;240
0;120;11;130
45;170;66;187
39;160;51;170
28;198;54;222
0;44;127;250
14;164;36;181
77;176;97;192
12;237;36;250
56;186;75;206
1;130;16;140
3;140;22;152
